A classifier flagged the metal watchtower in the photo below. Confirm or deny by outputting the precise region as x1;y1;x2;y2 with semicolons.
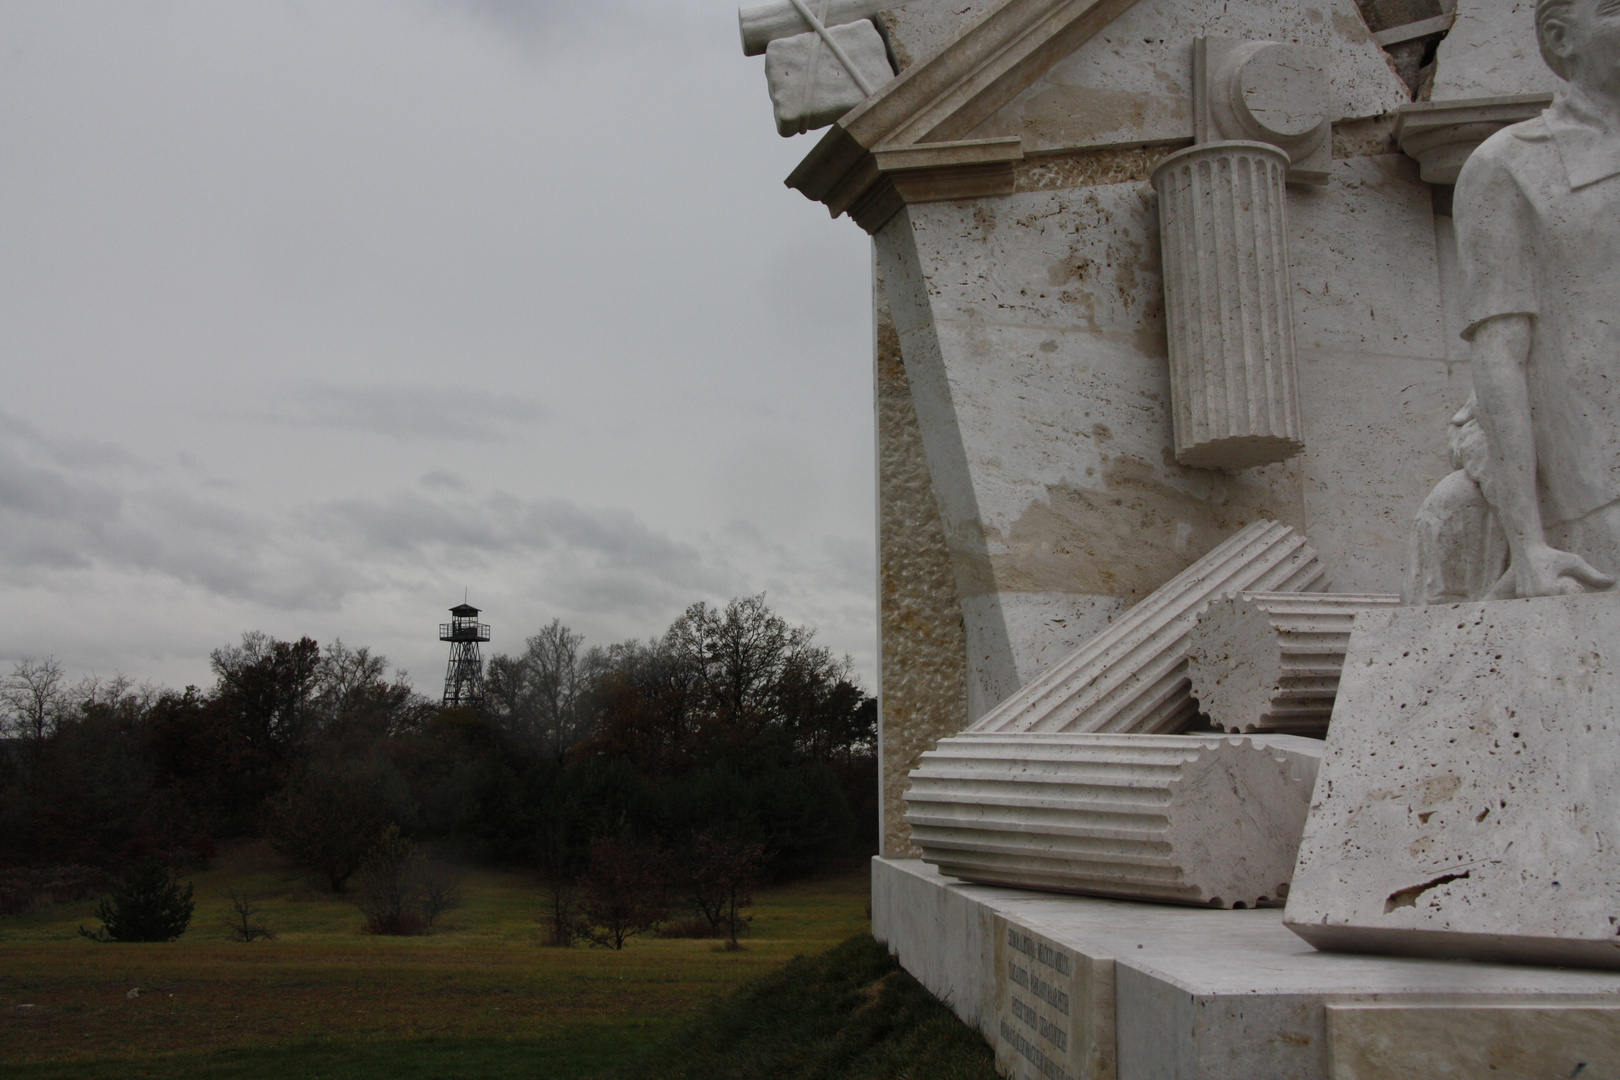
439;601;490;709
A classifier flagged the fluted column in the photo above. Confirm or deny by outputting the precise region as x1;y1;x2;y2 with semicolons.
905;731;1322;907
968;520;1323;736
1152;141;1303;470
1187;591;1402;737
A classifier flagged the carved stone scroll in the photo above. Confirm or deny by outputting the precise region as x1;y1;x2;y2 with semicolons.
1152;142;1304;471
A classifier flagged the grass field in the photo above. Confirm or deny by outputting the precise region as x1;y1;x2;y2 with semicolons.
0;842;883;1078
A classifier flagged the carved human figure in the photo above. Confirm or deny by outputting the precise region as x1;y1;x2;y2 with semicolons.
1453;0;1620;598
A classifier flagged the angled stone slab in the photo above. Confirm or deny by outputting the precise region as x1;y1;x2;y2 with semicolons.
1285;593;1620;970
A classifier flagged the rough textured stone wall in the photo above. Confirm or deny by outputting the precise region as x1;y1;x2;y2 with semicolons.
875;1;999;70
876;260;970;858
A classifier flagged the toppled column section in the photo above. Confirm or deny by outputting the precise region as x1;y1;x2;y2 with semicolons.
905;731;1323;907
969;520;1324;735
1187;592;1402;737
1153;141;1304;470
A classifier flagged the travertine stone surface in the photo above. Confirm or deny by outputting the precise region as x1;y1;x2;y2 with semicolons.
1187;591;1401;735
877;186;1310;718
876;261;971;859
877;150;1457;715
1394;95;1553;186
968;520;1323;735
1429;0;1560;102
873;857;1620;1080
1285;594;1620;970
872;0;1000;70
1327;1004;1620;1080
965;0;1409;153
1195;39;1333;184
1289;154;1465;595
765;20;894;136
905;731;1323;906
1153;142;1304;469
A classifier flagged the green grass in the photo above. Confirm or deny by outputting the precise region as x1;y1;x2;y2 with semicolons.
0;843;994;1079
612;935;999;1080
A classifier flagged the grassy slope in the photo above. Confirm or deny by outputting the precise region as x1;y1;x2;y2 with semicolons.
0;841;892;1078
612;935;1000;1080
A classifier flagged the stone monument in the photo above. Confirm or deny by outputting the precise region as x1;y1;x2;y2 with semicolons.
1285;0;1620;973
738;0;1620;1075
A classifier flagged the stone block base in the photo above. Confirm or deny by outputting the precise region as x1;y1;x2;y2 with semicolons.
1285;594;1620;969
873;857;1620;1080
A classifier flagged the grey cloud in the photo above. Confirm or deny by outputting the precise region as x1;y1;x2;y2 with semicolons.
244;381;547;442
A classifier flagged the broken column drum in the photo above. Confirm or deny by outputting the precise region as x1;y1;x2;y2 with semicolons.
1188;591;1402;737
1152;141;1304;470
968;520;1324;737
905;731;1323;908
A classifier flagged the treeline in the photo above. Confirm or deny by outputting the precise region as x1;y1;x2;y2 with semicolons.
0;596;877;915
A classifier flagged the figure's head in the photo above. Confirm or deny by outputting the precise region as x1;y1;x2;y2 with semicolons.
1537;0;1620;92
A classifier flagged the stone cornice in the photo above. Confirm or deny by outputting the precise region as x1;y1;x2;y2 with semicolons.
1394;93;1554;185
785;0;1142;233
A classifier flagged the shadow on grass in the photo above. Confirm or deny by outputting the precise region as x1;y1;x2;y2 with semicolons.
0;1026;653;1080
0;935;997;1080
608;934;1000;1080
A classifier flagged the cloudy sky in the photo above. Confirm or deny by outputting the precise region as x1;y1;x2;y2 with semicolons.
0;0;876;692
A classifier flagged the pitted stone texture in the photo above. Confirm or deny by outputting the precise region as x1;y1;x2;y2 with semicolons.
1153;141;1304;470
1188;591;1401;736
1429;0;1560;102
965;0;1409;154
1286;594;1620;970
877;263;971;859
1328;1004;1620;1080
969;520;1324;735
905;731;1322;907
873;0;999;70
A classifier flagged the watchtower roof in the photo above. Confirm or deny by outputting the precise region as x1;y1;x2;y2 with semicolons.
449;603;480;617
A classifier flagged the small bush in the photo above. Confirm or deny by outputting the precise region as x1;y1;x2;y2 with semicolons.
352;825;463;935
78;860;195;942
221;889;275;942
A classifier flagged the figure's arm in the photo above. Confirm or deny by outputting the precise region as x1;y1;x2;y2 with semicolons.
1471;314;1614;596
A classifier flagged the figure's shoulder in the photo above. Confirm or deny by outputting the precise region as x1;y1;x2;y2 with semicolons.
1458;117;1550;198
1476;116;1552;168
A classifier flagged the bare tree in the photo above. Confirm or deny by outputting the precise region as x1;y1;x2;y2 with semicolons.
487;620;598;763
221;890;276;942
2;657;67;744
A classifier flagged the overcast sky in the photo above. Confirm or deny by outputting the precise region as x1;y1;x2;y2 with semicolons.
0;0;876;693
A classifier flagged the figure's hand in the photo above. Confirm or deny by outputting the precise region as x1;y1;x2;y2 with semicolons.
1510;543;1616;598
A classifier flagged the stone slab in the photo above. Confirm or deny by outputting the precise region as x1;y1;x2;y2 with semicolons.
874;856;1620;1080
1327;1003;1620;1080
1285;594;1620;970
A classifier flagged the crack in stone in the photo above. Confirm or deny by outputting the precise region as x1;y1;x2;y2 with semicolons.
1384;870;1471;913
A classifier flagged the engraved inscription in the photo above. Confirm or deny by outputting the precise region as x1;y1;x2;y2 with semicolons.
1030;968;1070;1015
1000;925;1077;1077
1000;1019;1077;1080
